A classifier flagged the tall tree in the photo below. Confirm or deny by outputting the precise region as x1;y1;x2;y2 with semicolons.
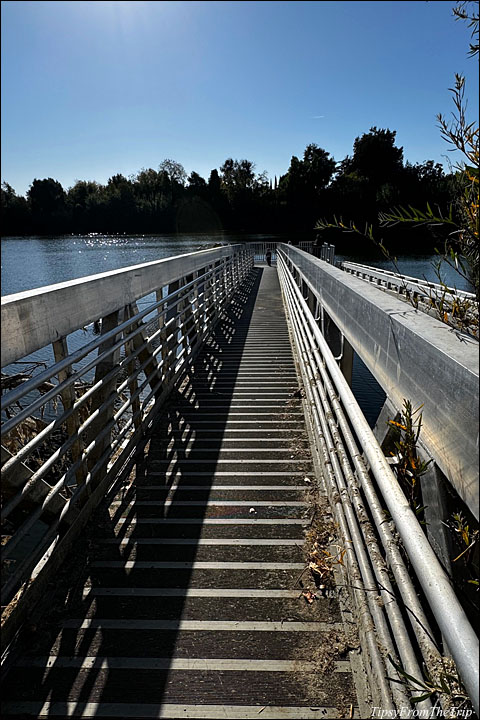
67;180;103;232
28;178;68;233
349;127;404;186
302;143;336;194
1;182;30;234
278;144;335;230
187;171;207;196
158;159;187;186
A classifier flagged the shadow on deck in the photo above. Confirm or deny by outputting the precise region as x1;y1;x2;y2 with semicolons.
2;266;360;718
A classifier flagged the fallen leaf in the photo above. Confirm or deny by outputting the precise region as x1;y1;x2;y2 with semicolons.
302;590;317;604
309;561;326;576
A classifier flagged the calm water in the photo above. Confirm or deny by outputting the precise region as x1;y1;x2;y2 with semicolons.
1;233;474;297
1;233;257;297
1;233;474;426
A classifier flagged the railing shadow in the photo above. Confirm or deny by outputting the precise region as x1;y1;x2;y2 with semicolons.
3;267;263;715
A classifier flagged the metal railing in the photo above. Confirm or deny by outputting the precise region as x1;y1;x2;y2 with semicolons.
279;245;479;519
341;260;478;334
0;244;253;648
246;240;314;264
318;242;336;264
277;244;479;715
246;242;279;264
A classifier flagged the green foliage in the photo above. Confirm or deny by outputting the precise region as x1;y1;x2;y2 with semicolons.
349;126;404;186
387;400;432;513
437;72;479;292
158;159;187;186
0;134;456;237
453;0;479;57
27;177;68;233
387;655;469;707
443;511;479;605
279;144;336;202
187;171;207;194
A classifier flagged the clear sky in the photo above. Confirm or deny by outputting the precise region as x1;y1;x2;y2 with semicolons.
1;0;478;197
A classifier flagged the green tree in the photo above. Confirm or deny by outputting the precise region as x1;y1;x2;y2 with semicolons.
316;2;479;321
1;182;30;234
67;180;104;232
158;159;187;186
27;178;68;233
104;174;136;232
349;127;404;187
134;168;164;214
302;143;337;194
187;171;207;196
278;144;336;229
219;158;256;201
280;144;335;205
208;169;221;195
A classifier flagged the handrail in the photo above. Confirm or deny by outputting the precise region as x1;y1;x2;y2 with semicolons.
277;245;479;713
340;261;478;333
245;240;314;264
1;244;246;368
0;244;253;649
278;244;479;519
341;260;476;300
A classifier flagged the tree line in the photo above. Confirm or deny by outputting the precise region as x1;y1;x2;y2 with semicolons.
1;127;457;250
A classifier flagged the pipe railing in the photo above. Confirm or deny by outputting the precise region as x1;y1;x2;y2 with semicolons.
246;240;314;264
319;242;336;264
0;244;253;647
277;245;479;715
341;260;478;334
341;260;476;299
246;242;279;264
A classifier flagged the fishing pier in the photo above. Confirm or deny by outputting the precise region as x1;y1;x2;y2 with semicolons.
1;243;478;719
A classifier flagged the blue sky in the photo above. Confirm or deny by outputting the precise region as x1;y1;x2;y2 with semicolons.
1;0;478;197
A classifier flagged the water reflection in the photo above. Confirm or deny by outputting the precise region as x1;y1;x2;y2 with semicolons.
2;233;246;297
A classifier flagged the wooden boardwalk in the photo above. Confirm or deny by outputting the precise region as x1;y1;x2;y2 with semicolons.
2;267;361;719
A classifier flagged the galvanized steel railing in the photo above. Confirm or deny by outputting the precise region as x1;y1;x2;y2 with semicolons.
277;245;479;715
246;240;314;264
0;244;253;648
340;260;475;300
318;242;336;264
341;260;478;334
247;241;279;264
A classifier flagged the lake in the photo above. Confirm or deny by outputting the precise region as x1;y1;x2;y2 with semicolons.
1;233;475;297
1;233;474;426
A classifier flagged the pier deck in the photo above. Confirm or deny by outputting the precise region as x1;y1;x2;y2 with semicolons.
2;266;360;719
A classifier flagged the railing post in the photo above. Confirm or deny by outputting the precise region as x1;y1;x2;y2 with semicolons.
156;286;168;373
52;337;87;487
185;271;200;350
177;278;190;358
129;301;163;402
124;305;142;431
165;279;181;382
86;309;123;485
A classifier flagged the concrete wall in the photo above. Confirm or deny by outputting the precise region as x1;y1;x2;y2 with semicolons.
280;244;479;519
